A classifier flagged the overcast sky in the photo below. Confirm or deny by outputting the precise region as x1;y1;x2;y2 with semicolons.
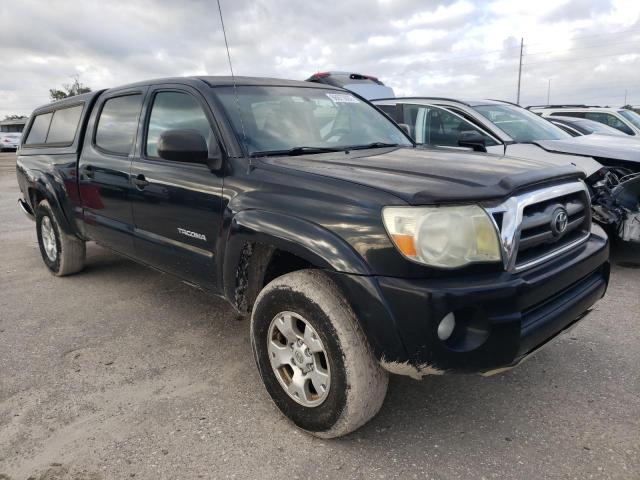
1;0;639;119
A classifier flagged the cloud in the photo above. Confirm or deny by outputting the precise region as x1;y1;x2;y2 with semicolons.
0;0;639;118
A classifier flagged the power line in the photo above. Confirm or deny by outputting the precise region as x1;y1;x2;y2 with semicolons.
401;35;639;71
523;50;640;67
524;38;640;57
521;26;640;48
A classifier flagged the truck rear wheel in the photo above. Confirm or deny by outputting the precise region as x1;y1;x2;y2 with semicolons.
250;269;388;438
35;200;86;276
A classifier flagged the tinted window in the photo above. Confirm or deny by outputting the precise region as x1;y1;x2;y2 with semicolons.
215;86;411;155
146;91;212;158
575;119;626;136
402;104;498;147
584;112;634;135
95;94;143;155
25;113;53;144
0;124;24;133
376;104;400;122
618;110;640;129
47;105;83;144
474;104;569;141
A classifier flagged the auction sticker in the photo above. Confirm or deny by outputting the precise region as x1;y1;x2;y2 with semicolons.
326;93;360;104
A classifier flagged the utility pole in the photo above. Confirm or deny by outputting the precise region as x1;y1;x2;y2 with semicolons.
547;79;551;105
516;38;523;105
624;89;628;105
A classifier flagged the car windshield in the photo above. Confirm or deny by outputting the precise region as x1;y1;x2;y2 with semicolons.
473;104;570;142
579;120;626;136
618;110;640;129
214;86;411;155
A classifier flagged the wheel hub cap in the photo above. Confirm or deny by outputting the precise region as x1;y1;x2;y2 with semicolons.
267;311;331;407
41;216;57;262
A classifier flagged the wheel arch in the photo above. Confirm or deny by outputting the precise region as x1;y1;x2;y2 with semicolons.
28;173;77;237
222;209;371;314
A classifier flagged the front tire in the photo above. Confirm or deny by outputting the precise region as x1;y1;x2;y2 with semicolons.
251;269;388;438
35;200;86;276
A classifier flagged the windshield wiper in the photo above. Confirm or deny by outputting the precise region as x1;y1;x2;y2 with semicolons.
347;142;399;150
250;146;345;157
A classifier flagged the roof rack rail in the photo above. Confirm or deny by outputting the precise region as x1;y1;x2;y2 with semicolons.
525;104;603;110
485;98;519;106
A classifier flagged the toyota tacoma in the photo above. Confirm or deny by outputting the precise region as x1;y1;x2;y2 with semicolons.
16;77;609;437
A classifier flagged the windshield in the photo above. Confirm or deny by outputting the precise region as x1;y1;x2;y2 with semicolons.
619;110;640;129
580;120;626;136
473;104;570;142
214;86;411;155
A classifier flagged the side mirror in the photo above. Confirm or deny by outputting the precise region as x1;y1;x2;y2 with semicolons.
458;130;487;152
158;129;208;164
398;123;411;136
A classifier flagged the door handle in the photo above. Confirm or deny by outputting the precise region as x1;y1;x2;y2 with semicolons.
83;165;95;179
133;174;149;189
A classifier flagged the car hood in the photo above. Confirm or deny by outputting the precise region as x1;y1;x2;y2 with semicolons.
258;147;582;204
534;134;640;166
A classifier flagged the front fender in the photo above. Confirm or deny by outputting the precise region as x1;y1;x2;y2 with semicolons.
220;210;410;362
222;209;371;304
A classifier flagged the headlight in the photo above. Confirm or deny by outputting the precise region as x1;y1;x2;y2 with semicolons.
382;205;502;268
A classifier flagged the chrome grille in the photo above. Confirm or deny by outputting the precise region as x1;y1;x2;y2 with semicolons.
486;182;592;272
515;191;591;269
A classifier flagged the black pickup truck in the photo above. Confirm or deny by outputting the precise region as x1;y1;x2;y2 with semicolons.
16;77;610;437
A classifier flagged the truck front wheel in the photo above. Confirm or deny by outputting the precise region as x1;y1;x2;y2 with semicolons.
35;200;86;276
250;269;388;438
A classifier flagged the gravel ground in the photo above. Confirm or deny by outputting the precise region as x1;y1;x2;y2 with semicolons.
0;151;639;479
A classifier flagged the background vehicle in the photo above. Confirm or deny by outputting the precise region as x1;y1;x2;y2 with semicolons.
547;116;628;137
17;77;609;437
373;97;640;244
0;132;21;150
305;71;395;99
530;105;640;136
0;117;26;151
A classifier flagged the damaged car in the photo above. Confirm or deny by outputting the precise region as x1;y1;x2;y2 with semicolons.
373;97;640;243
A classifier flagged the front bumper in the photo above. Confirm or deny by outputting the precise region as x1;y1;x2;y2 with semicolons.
329;224;610;375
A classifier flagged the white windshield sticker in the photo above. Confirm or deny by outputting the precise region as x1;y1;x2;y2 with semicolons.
326;93;359;104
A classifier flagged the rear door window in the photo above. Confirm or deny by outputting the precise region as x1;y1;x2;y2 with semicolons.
25;113;53;145
95;94;143;155
46;105;83;144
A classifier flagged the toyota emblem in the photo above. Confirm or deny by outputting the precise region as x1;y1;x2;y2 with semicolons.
551;208;569;237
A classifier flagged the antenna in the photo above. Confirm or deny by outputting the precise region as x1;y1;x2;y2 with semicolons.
216;0;249;163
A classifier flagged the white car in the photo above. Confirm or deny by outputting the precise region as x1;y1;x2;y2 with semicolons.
0;132;21;151
530;105;640;137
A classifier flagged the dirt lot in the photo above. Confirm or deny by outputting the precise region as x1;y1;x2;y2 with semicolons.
0;151;639;479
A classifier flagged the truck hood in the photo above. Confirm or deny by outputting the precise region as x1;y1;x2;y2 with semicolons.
259;147;582;204
534;134;640;168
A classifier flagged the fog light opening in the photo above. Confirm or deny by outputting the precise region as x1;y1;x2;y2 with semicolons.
437;312;456;341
